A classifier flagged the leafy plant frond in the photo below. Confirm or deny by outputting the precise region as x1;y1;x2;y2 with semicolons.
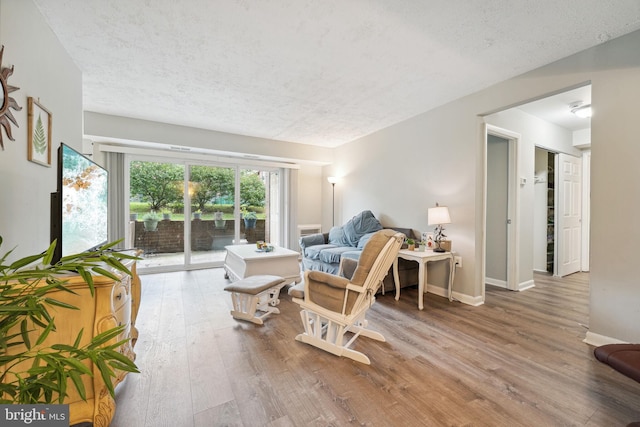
0;237;140;404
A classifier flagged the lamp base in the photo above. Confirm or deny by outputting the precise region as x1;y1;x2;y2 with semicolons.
433;247;446;253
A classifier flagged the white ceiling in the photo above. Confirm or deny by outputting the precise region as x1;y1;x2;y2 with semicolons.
33;1;639;147
516;85;592;131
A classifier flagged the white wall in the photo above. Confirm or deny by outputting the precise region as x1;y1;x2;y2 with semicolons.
84;112;334;167
332;30;640;342
4;1;640;343
0;0;82;260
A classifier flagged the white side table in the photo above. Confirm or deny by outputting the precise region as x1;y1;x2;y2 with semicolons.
393;249;455;310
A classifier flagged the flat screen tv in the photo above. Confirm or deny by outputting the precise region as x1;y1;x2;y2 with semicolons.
50;143;108;263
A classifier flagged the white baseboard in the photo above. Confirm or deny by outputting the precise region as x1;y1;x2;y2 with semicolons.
485;277;507;288
485;277;535;292
517;279;535;291
583;331;627;347
426;284;484;306
452;291;484;306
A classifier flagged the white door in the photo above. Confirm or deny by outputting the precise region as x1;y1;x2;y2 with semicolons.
557;153;582;276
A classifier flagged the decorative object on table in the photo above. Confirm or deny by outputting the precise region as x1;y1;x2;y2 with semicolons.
142;211;160;231
406;237;415;251
440;240;452;252
422;232;434;250
0;45;21;150
243;211;257;228
327;176;339;226
418;241;426;251
27;97;52;166
428;203;451;252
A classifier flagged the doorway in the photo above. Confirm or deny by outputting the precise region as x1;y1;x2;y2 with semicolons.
534;148;556;274
484;126;519;291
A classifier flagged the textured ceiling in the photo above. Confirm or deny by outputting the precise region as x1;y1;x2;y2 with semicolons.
33;1;640;147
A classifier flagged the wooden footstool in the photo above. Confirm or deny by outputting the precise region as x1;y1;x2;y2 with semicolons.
223;275;286;325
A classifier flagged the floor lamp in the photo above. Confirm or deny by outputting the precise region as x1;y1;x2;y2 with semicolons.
327;176;338;226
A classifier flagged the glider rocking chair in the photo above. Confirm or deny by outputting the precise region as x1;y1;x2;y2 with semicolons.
291;229;404;364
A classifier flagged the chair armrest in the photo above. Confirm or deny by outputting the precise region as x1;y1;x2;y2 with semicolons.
299;233;328;250
307;270;350;290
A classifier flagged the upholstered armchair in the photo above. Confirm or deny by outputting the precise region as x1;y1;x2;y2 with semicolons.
291;229;404;364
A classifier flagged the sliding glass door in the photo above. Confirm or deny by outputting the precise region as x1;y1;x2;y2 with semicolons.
126;156;283;272
188;164;236;266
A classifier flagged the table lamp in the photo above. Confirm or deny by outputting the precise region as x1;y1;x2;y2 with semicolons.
428;203;451;252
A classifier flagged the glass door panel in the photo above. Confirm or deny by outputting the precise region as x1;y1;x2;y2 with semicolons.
129;160;185;269
188;164;236;266
239;168;279;246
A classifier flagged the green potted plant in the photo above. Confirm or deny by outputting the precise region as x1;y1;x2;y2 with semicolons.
406;238;415;251
243;211;257;229
162;211;171;220
0;237;139;404
193;210;202;220
213;211;226;228
142;211;160;231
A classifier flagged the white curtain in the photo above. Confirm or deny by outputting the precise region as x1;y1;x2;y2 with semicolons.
105;152;127;249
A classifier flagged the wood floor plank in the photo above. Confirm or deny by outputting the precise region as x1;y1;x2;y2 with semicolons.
111;269;640;426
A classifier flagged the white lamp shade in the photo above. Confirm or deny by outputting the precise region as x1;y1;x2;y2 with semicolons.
428;206;451;225
327;176;339;184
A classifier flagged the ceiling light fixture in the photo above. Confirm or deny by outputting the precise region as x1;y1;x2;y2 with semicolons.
570;102;592;119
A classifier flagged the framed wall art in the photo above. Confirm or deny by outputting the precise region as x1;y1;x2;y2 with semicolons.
27;97;52;166
422;231;435;250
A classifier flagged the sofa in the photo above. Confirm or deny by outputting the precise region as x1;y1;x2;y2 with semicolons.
299;210;419;292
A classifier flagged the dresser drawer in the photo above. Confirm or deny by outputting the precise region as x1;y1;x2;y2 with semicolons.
111;278;131;312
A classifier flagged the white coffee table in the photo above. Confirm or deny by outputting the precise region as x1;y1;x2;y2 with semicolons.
223;244;301;285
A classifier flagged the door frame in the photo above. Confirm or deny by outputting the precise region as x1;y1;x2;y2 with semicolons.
483;124;520;296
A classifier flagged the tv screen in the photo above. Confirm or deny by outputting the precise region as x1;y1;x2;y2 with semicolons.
51;143;108;263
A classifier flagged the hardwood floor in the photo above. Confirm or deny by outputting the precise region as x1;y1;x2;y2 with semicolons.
110;269;640;427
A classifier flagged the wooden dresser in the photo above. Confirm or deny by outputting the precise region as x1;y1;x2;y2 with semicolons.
13;258;141;427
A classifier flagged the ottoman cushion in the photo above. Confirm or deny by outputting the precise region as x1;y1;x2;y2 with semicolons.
594;343;640;383
224;275;285;295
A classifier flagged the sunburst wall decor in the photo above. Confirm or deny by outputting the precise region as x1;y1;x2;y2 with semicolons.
0;45;22;150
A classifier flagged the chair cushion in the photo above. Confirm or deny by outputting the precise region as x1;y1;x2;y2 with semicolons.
357;232;376;249
318;246;357;264
287;281;305;299
351;229;397;286
328;226;350;246
304;244;337;260
306;270;357;313
223;275;285;295
342;210;382;247
341;250;362;261
594;344;640;383
299;233;326;249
